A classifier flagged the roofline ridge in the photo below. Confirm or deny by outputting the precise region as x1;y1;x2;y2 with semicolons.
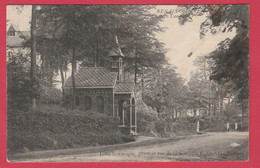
80;67;108;69
118;81;134;83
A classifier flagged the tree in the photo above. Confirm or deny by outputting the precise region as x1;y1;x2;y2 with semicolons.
7;50;31;109
76;5;167;82
37;5;97;107
30;5;37;108
177;5;249;120
35;31;70;101
192;55;224;116
161;67;188;118
36;5;168;106
142;65;187;118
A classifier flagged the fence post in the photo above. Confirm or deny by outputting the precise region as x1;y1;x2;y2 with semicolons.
196;121;200;133
122;109;125;125
227;122;230;131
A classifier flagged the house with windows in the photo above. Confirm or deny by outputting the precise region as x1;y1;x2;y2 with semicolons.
63;36;137;135
6;24;31;57
7;23;47;70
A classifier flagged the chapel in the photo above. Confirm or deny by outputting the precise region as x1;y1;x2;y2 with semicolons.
63;36;137;135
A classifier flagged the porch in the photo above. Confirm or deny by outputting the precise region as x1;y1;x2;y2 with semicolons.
113;98;137;135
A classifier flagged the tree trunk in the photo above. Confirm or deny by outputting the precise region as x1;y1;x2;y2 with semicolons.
193;109;197;118
59;64;65;105
213;102;216;115
134;52;138;85
241;100;246;126
48;61;53;84
30;5;37;109
71;49;76;109
219;96;223;115
40;55;45;77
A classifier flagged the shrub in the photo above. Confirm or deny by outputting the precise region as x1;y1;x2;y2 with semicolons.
38;80;62;104
169;117;197;136
154;120;166;133
7;105;134;154
136;101;159;136
200;115;227;132
135;93;197;137
7;53;32;110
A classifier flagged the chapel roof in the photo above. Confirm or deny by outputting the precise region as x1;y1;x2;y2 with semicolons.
6;34;28;47
64;67;118;88
108;35;124;57
64;67;135;93
108;47;124;57
6;24;30;47
115;82;134;93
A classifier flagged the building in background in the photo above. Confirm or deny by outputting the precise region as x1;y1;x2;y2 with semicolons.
6;23;31;60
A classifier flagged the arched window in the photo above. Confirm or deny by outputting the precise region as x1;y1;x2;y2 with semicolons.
64;95;72;109
119;58;123;67
8;31;15;36
118;99;125;124
85;96;92;110
96;96;104;113
8;51;13;57
111;61;115;68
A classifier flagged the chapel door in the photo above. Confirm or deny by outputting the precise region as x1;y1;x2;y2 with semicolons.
118;100;125;125
85;96;92;110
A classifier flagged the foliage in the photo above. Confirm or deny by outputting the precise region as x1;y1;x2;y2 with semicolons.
33;5;168;107
199;106;244;132
7;50;39;109
38;80;63;104
7;51;62;108
7;5;249;144
136;91;197;137
36;5;167;81
152;118;197;137
177;5;249;37
142;65;189;117
187;67;216;115
209;33;249;101
176;5;249;103
154;120;167;134
135;90;158;135
7;105;134;153
199;115;227;132
170;118;197;135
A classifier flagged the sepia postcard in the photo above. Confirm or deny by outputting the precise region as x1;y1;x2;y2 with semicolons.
1;2;256;167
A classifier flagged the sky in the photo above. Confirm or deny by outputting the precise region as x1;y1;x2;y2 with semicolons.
6;5;32;30
7;5;236;82
153;5;236;80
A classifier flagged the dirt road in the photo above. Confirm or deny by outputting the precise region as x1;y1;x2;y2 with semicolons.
9;132;248;162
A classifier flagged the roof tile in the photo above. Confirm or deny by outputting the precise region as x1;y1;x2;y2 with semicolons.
64;67;117;87
6;31;30;47
115;82;134;93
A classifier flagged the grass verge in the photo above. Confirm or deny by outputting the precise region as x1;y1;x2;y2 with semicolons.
7;105;135;154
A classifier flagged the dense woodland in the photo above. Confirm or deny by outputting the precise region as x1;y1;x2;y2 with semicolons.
7;5;249;143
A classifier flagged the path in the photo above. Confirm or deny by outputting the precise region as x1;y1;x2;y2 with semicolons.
9;132;248;162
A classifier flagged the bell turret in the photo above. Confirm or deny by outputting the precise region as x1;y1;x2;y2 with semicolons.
108;35;124;82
